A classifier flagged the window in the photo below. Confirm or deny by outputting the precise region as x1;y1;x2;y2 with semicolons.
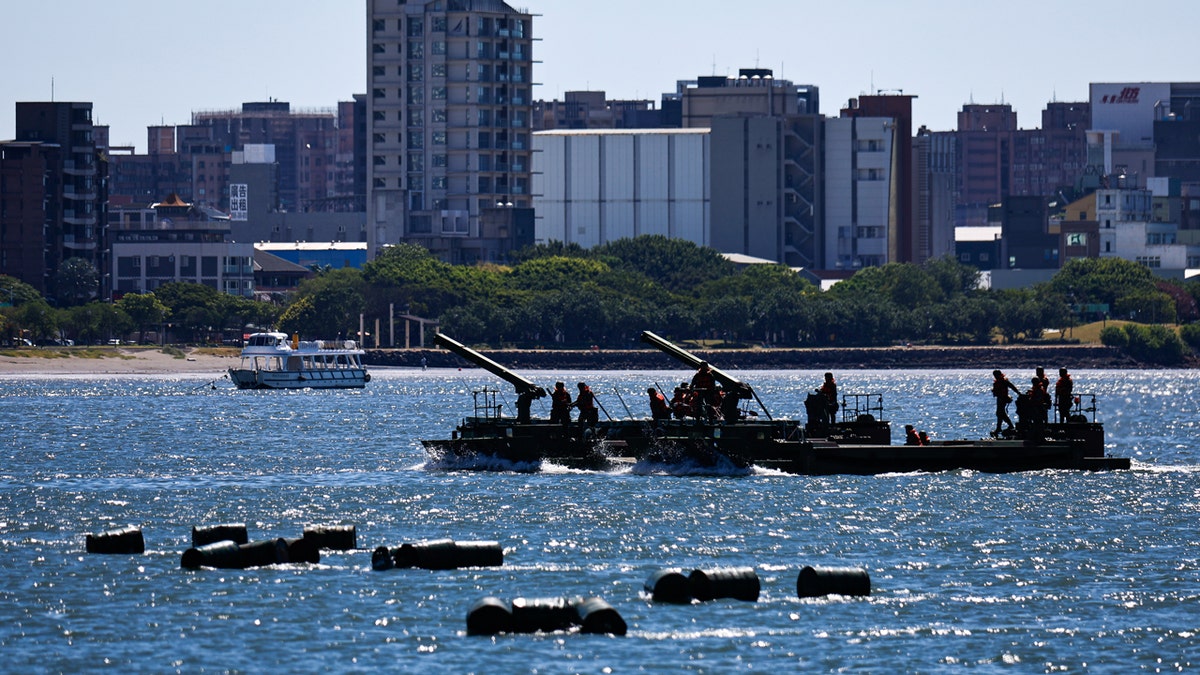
373;65;385;77
432;177;447;190
372;19;385;32
408;64;423;82
373;110;386;121
432;41;446;56
432;110;447;124
432;16;447;32
374;155;386;166
408;109;424;127
431;63;446;78
373;43;385;54
372;88;385;99
408;153;424;171
407;17;423;37
1066;233;1087;246
980;253;990;262
432;87;447;100
373;133;385;144
432;131;446;145
407;86;423;103
408;41;424;58
432;154;447;167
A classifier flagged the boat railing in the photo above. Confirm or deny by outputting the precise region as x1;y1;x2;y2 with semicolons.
1067;393;1098;423
839;392;885;424
471;387;503;421
299;340;360;351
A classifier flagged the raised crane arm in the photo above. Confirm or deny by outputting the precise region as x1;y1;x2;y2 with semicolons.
434;333;545;397
639;330;770;419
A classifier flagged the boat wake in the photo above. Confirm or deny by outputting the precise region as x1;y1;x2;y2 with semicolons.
423;455;542;473
629;455;752;477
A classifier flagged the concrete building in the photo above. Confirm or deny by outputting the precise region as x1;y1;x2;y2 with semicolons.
824;114;896;270
951;102;1089;228
4;102;107;299
367;0;535;262
533;129;709;248
913;126;957;263
709;115;823;267
0;142;61;293
254;242;368;270
187;101;344;213
533;91;663;131
109;194;253;297
998;196;1059;269
677;69;819;128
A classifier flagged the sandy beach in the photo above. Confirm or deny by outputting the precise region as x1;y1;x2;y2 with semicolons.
0;347;235;376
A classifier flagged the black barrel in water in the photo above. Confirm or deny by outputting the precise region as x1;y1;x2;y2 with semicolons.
377;539;503;570
796;565;871;598
688;566;760;602
302;525;356;551
182;538;298;569
191;523;248;547
281;537;321;564
510;597;583;634
466;596;513;636
645;568;692;603
86;526;145;554
573;597;627;635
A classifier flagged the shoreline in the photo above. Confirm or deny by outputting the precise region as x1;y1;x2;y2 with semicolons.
0;343;1182;377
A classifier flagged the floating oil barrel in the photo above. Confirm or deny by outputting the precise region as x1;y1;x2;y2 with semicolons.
395;538;458;569
796;566;871;598
181;540;242;569
449;540;503;568
371;545;396;571
281;537;321;564
302;525;356;551
509;597;580;634
181;538;290;570
688;567;760;602
191;523;248;547
644;568;692;603
466;596;513;636
389;539;503;570
573;597;627;636
86;526;145;554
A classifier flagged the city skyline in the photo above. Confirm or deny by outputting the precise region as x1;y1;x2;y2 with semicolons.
3;0;1198;153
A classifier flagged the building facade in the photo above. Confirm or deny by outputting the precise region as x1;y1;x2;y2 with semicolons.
109;194;253;297
367;0;535;262
5;102;106;299
533;129;709;248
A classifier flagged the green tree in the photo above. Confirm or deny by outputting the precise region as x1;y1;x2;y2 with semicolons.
63;302;133;345
52;257;99;306
117;293;170;343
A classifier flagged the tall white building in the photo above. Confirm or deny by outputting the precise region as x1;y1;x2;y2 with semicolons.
366;0;534;262
824;116;898;270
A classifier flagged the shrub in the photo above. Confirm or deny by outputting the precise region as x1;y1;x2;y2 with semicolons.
1180;323;1200;352
1099;325;1128;348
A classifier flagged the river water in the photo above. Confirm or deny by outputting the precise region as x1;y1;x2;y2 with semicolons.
1;368;1197;673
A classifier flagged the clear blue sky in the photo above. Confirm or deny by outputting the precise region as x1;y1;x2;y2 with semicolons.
3;1;1197;152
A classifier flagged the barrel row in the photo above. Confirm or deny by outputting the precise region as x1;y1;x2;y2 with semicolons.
372;538;503;571
466;596;626;636
84;524;357;556
646;565;870;603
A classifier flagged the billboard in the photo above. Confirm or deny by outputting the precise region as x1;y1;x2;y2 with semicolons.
1089;82;1171;146
230;183;248;221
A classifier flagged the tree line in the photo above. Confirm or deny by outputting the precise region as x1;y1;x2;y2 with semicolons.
4;236;1199;362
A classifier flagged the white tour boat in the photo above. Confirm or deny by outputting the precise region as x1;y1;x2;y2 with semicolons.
228;332;370;390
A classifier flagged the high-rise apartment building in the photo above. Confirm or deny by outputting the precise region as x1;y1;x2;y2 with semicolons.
367;0;535;262
2;102;106;299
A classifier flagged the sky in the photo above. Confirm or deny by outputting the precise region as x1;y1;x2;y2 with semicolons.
3;0;1198;153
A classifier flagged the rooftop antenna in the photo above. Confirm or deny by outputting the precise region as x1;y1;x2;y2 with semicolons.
711;54;717;75
51;76;54;102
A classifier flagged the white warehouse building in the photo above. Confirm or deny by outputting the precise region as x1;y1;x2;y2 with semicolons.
532;129;710;248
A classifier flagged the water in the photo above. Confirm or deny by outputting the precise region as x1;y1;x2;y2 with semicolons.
1;368;1198;673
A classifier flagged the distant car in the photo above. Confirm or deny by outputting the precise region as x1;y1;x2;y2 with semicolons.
107;339;122;345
